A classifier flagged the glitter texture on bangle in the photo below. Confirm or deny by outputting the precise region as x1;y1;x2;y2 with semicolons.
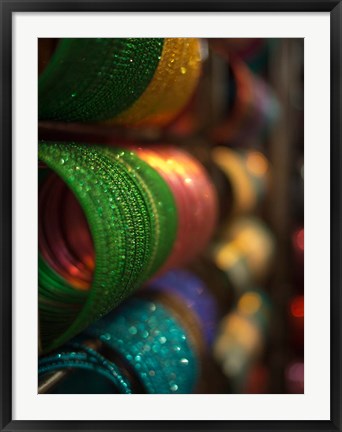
110;38;202;127
83;297;199;394
39;38;164;122
38;342;132;393
135;145;218;273
38;141;178;353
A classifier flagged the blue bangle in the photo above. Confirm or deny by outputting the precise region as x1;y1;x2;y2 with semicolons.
147;269;219;349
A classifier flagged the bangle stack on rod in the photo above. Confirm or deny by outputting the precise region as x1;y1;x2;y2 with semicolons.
38;141;218;354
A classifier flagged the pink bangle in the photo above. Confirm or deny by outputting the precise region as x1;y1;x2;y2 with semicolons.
39;173;94;289
136;146;218;273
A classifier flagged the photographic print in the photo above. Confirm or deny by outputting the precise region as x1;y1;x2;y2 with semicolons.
37;37;304;395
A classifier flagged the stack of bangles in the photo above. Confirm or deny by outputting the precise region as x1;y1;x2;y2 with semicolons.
38;38;201;126
211;146;270;216
145;269;220;349
216;38;266;60
213;289;271;390
211;56;279;145
38;141;218;353
39;290;200;394
38;342;134;394
135;145;218;272
210;217;275;297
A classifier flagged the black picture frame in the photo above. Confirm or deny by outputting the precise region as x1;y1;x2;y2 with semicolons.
1;1;341;431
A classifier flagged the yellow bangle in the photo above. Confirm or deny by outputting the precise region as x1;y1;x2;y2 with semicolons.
212;147;256;215
108;38;202;127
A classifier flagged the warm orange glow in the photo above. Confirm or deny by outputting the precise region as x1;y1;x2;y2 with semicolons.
246;151;268;177
238;292;262;315
64;273;91;291
215;243;240;270
212;147;255;213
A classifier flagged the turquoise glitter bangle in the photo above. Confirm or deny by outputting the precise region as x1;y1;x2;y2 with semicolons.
83;297;199;394
38;38;164;122
38;343;132;393
38;142;178;353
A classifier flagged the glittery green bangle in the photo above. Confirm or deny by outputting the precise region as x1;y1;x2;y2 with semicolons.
38;38;164;122
39;254;87;343
39;141;148;351
102;148;178;278
38;141;178;353
83;297;199;394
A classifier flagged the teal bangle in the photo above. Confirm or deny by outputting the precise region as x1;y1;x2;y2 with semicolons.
38;38;164;122
38;343;132;394
38;142;178;353
83;297;199;394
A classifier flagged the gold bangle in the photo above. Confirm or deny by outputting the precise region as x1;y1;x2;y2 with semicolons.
109;38;201;127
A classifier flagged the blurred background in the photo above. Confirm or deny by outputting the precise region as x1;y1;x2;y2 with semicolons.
38;38;304;394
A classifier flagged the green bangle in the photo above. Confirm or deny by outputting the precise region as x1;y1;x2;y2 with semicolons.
102;148;178;278
40;141;145;351
38;38;164;122
39;254;86;343
38;141;177;353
